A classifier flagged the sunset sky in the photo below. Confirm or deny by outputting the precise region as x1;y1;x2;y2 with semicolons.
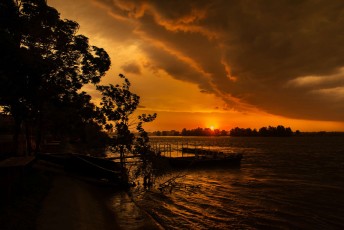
48;0;344;132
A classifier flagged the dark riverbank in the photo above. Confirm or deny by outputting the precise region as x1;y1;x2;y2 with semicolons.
1;159;161;230
0;161;52;230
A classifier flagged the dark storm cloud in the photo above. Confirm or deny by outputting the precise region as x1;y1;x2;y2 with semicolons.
94;0;344;121
141;40;214;93
121;62;141;74
200;89;209;93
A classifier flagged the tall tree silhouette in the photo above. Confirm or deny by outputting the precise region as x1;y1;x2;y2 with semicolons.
0;0;110;155
46;91;106;147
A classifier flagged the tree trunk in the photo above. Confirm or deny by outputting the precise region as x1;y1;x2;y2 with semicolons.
13;118;22;156
35;112;44;154
119;145;128;184
24;119;32;155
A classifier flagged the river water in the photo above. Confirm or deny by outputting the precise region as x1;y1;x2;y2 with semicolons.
113;136;344;229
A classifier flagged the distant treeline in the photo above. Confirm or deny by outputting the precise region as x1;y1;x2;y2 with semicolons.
182;128;228;136
151;125;299;137
229;126;295;137
152;128;227;136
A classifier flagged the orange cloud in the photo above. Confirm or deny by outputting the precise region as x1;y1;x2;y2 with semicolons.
52;0;344;125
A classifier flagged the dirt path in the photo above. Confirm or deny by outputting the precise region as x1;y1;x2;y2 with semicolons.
36;167;121;230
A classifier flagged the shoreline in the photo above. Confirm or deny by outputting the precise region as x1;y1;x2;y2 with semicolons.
0;159;162;230
35;160;162;230
37;176;121;230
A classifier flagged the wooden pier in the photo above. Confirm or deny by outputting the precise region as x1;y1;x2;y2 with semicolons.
150;141;232;158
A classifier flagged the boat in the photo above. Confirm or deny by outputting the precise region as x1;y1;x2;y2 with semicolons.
65;154;122;182
38;153;123;183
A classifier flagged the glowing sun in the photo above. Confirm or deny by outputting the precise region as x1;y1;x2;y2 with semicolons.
210;125;215;131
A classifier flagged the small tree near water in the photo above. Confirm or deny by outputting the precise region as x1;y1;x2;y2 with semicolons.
97;74;156;184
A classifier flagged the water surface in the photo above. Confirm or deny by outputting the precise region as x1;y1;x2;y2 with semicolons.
114;136;344;229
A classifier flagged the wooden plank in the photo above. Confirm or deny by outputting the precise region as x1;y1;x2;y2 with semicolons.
106;155;141;160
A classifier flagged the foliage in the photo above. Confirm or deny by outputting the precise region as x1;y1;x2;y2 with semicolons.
152;130;180;136
0;0;158;186
229;125;293;137
0;0;110;154
181;127;227;136
97;74;156;153
153;126;294;137
134;113;157;155
46;91;109;151
97;74;156;183
152;128;227;136
97;74;139;153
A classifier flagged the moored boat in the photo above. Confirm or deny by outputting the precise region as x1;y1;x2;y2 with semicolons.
38;153;122;183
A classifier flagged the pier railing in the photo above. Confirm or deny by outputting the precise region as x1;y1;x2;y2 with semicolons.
150;141;229;158
104;141;241;160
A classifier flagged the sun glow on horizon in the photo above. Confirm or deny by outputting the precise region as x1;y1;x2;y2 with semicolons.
48;0;344;134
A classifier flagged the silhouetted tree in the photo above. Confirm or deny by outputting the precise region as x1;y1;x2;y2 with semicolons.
230;125;293;137
258;127;268;136
181;128;187;136
46;91;108;151
153;131;161;136
1;1;159;188
220;130;228;136
0;0;110;155
97;74;156;184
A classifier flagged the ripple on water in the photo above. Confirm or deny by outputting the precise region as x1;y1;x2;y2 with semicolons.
121;136;344;229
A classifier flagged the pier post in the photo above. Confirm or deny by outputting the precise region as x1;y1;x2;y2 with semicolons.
181;143;183;157
176;142;178;157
